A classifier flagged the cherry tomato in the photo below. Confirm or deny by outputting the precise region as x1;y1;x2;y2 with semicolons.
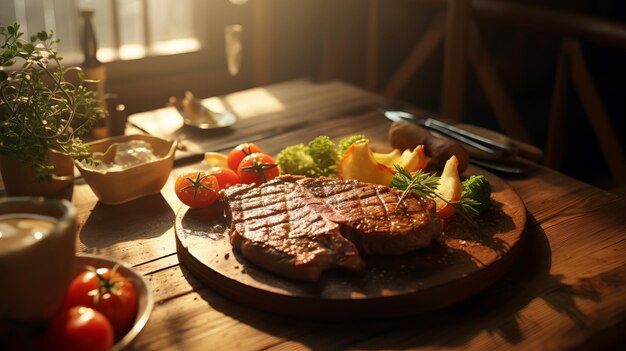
175;170;219;208
237;153;280;185
227;143;262;171
64;267;138;339
205;166;240;189
42;306;114;351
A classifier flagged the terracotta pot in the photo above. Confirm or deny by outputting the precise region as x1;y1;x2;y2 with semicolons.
0;150;74;196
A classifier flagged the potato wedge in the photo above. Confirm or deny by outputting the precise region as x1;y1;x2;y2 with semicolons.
433;155;462;218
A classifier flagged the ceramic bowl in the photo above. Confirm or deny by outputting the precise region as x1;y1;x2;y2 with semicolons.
75;134;176;205
74;254;153;350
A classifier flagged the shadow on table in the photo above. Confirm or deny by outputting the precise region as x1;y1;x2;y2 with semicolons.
79;193;175;249
181;212;608;349
347;214;603;350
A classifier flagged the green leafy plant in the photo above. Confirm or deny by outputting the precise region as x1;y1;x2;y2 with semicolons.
0;23;103;181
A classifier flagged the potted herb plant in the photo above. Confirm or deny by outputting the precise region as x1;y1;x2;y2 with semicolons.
0;23;103;196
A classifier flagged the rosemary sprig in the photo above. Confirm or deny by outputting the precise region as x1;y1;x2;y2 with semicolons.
390;165;440;207
458;193;480;217
453;194;480;229
390;165;480;228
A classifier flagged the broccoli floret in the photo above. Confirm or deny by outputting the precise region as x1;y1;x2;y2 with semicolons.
277;134;369;178
276;139;339;177
337;134;368;156
308;136;338;173
461;175;492;213
276;144;318;177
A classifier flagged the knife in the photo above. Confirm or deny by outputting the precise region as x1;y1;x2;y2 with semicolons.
382;109;516;155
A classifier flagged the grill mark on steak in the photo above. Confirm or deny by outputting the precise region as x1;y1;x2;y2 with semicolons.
219;175;441;281
295;177;440;255
373;187;391;230
220;177;365;281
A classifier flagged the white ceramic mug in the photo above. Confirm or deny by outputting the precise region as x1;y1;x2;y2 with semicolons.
0;197;77;324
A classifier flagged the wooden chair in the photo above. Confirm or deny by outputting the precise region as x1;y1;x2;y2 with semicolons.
367;0;626;186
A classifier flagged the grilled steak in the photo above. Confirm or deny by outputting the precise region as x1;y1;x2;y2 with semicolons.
296;177;440;255
219;175;440;280
219;177;365;281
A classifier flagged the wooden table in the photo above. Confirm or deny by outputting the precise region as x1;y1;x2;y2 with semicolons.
68;80;626;349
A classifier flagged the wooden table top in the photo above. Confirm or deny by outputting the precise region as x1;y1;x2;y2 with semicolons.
69;80;625;350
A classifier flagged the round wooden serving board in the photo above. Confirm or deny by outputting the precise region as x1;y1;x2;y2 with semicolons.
175;168;527;319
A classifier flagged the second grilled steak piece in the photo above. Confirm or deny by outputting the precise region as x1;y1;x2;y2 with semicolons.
296;177;441;255
219;177;365;281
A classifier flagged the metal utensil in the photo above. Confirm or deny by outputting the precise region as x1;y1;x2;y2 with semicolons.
382;108;531;174
169;92;237;130
469;159;525;174
382;109;516;155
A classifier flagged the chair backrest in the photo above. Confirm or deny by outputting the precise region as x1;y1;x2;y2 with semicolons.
368;0;626;186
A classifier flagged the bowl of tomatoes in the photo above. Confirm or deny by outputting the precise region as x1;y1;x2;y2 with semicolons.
40;254;154;351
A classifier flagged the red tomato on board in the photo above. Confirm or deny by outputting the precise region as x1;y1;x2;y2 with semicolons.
64;267;138;339
42;306;114;351
237;153;280;185
205;166;239;189
175;171;219;208
227;143;262;171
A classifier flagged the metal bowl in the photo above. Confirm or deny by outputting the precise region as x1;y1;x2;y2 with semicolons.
74;254;154;350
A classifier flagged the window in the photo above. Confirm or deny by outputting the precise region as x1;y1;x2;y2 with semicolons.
2;0;255;113
0;0;200;64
